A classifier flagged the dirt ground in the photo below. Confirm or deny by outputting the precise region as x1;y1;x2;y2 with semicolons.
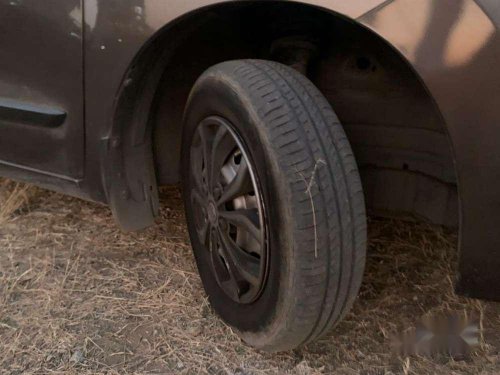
0;179;499;375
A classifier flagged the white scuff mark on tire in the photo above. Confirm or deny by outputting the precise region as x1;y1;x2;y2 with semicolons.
296;159;326;259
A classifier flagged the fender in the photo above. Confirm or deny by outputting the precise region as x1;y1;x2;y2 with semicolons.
359;0;500;299
84;0;500;299
83;0;392;227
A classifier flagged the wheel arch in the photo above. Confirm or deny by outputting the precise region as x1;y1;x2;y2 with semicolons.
106;0;459;231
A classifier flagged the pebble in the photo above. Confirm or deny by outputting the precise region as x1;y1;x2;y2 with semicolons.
70;349;84;364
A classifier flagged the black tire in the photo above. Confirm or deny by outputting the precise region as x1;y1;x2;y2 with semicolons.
181;60;366;352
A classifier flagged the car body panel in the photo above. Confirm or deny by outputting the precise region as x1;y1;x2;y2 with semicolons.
83;0;500;300
0;0;499;299
0;0;85;180
359;0;500;299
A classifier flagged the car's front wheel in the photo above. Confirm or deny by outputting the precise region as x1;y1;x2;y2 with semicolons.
181;60;366;352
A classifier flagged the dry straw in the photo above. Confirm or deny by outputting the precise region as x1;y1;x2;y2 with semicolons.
0;179;498;374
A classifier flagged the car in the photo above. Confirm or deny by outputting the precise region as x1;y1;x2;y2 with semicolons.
1;0;499;352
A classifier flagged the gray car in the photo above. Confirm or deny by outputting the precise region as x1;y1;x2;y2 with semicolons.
0;0;499;351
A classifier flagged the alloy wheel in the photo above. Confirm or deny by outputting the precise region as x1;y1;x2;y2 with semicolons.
189;116;268;304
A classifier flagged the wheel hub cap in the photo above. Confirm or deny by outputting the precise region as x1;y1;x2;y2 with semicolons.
189;116;268;304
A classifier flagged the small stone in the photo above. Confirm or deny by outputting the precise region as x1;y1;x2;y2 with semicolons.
188;325;202;337
70;349;84;364
233;368;249;375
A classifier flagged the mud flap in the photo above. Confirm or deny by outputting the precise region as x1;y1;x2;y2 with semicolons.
101;134;159;232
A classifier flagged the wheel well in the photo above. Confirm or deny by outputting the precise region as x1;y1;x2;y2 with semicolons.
121;1;458;227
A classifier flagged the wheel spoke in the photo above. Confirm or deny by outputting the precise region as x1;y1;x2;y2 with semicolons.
190;143;206;193
219;209;261;242
199;124;214;189
209;126;235;190
198;221;210;246
218;158;252;205
218;229;260;286
220;278;240;302
191;187;210;246
209;233;240;300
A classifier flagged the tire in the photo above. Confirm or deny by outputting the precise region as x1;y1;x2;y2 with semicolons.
181;59;366;352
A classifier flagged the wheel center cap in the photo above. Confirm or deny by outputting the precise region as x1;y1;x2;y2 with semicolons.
207;201;218;225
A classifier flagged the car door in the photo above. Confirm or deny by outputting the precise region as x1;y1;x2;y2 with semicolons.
0;0;84;180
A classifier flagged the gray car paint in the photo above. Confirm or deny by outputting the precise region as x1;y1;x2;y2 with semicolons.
0;0;84;180
0;0;499;299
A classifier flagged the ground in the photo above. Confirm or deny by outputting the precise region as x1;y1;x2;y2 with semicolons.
0;179;498;375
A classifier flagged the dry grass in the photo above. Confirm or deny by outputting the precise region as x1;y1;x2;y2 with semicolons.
0;178;498;374
0;180;35;225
